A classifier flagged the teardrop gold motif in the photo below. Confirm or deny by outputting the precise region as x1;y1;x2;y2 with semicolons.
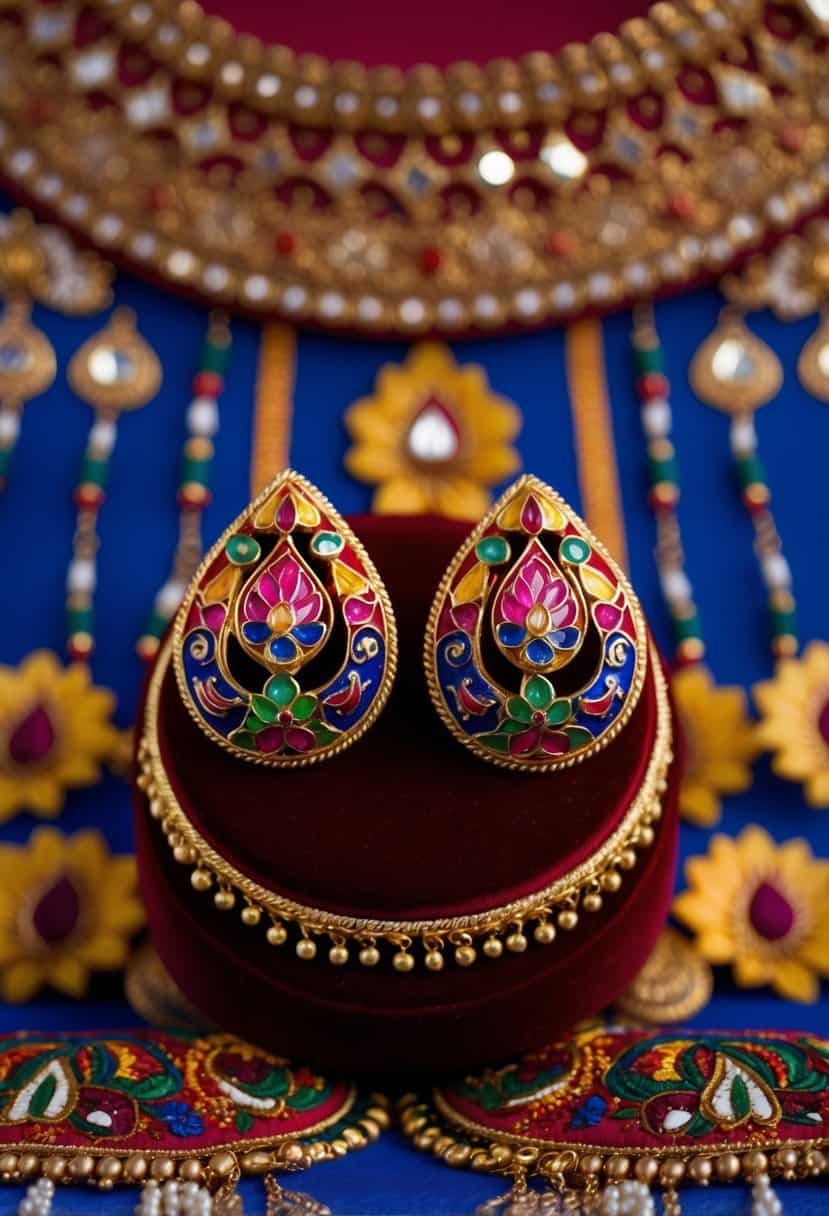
0;295;56;406
689;309;782;414
797;311;829;402
67;307;161;412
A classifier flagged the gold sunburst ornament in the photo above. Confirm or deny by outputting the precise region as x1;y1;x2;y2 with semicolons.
344;343;521;520
672;664;758;827
0;651;120;822
754;640;829;808
0;828;144;1002
674;825;829;1004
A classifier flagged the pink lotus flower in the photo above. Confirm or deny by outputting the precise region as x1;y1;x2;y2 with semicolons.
496;554;580;666
240;550;326;663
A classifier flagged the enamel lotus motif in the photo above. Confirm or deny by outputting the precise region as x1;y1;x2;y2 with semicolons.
174;470;396;765
426;475;647;770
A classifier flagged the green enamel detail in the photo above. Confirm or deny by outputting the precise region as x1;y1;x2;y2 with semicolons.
560;537;590;564
251;695;278;724
311;531;344;558
244;713;266;733
648;455;679;486
635;345;663;375
291;694;317;722
546;699;572;726
524;675;553;710
565;726;594;748
475;536;510;565
225;534;261;566
67;606;93;633
265;674;298;707
81;454;109;487
230;730;257;751
500;719;525;735
673;612;702;642
202;342;230;374
182;456;212;485
480;732;510;754
310;722;339;746
506;696;532;723
770;605;797;637
735;453;766;489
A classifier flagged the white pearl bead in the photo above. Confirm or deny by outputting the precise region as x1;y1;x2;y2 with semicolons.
642;399;671;438
659;568;692;605
66;557;96;594
0;409;20;444
89;417;118;455
155;580;186;617
761;552;791;590
187;396;219;437
730;415;757;455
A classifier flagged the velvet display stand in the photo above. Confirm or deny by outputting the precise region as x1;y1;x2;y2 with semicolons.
134;514;680;1077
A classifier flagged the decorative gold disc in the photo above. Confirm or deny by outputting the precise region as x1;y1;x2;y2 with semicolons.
615;928;713;1024
689;308;782;414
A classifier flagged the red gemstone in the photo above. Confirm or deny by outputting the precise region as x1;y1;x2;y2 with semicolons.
419;246;442;274
278;710;293;725
68;633;94;662
73;484;104;510
145;184;175;212
780;125;806;153
192;371;223;398
31;872;82;945
520;495;543;534
8;704;56;766
667;192;695;221
748;880;795;942
638;372;669;400
275;495;297;532
545;230;578;257
274;231;297;256
818;696;829;746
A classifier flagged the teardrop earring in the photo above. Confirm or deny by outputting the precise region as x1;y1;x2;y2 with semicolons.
797;308;829;402
424;474;649;771
173;469;397;766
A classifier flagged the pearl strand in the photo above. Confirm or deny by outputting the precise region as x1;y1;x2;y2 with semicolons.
599;1180;656;1215
751;1172;784;1216
136;1179;214;1216
17;1178;54;1216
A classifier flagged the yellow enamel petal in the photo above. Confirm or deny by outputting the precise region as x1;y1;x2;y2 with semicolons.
46;955;89;999
434;478;490;522
771;958;819;1004
734;953;774;988
580;566;616;601
453;562;488;605
679;781;722;828
344;443;404;483
696;931;737;964
2;960;45;1003
203;564;240;605
373;476;431;515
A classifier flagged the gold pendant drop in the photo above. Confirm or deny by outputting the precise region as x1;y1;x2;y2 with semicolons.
797;309;829;402
0;295;56;491
689;308;782;415
65;308;162;660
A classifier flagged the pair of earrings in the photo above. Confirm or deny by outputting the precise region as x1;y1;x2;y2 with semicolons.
173;470;648;774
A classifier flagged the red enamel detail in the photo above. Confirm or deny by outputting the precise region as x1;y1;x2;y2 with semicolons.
31;872;82;945
275;495;297;533
8;704;56;766
519;494;543;534
275;231;298;256
637;372;669;400
545;230;578;257
192;370;223;397
419;246;442;274
324;673;363;714
748;880;796;942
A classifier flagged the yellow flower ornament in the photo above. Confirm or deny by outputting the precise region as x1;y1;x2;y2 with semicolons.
345;342;521;520
0;650;119;821
674;825;829;1003
0;828;144;1002
754;640;829;808
672;664;758;827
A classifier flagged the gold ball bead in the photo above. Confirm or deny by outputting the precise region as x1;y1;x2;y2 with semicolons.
582;892;603;913
635;1156;658;1184
557;909;578;931
329;944;349;966
17;1154;39;1179
241;904;261;926
214;889;235;911
482;936;503;958
208;1151;237;1179
178;1159;203;1181
506;931;528;953
150;1157;175;1181
393;951;415;972
296;938;317;960
97;1157;122;1183
716;1152;741;1181
68;1155;95;1180
742;1151;768;1178
124;1155;148;1182
580;1154;603;1176
282;1142;307;1167
619;848;637;870
359;945;380;967
637;825;655;848
424;949;444;971
173;845;196;865
534;922;556;945
606;1155;630;1180
772;1148;798;1177
267;923;287;946
455;944;476;967
191;868;212;892
805;1149;826;1174
42;1157;67;1181
688;1156;712;1184
0;1153;18;1177
601;870;622;892
659;1159;685;1186
149;797;163;819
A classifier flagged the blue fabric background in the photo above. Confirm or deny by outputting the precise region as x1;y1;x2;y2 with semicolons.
0;199;826;1211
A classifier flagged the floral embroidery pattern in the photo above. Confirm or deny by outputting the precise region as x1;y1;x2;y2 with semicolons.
0;1031;356;1150
438;1025;829;1149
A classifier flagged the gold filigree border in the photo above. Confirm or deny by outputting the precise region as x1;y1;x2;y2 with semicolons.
137;638;672;971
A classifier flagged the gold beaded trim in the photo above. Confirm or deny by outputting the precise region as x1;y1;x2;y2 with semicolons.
400;1093;829;1187
106;0;756;136
0;1096;390;1191
137;637;672;972
0;2;827;333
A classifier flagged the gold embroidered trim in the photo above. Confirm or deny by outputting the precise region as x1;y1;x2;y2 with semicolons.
565;318;628;571
401;1092;829;1182
137;640;672;971
0;2;826;332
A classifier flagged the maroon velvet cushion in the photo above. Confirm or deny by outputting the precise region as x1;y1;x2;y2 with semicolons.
134;514;680;1076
